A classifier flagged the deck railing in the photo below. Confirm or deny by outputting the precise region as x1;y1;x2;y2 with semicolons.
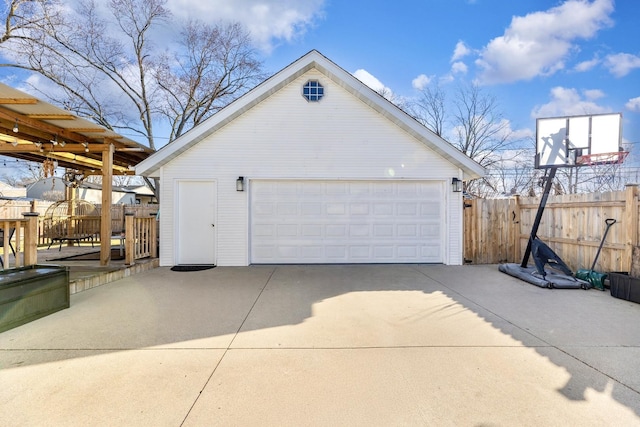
1;210;157;268
0;214;39;269
124;213;158;265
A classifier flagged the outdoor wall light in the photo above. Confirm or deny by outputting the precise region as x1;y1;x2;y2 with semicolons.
452;177;463;193
236;176;245;192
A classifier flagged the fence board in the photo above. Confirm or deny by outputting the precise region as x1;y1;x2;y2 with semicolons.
464;185;639;274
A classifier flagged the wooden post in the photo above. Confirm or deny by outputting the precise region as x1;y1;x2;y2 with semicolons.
67;185;76;247
22;213;39;266
1;220;9;268
100;143;114;266
469;199;478;263
150;213;158;258
125;213;135;265
511;195;521;263
624;184;639;272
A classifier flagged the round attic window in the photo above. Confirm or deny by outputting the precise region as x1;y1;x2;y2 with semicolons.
302;80;324;102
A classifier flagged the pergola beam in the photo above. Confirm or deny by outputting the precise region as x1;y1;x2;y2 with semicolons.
0;143;111;153
0;106;106;145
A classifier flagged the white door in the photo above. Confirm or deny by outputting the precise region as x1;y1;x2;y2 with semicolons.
250;180;444;264
176;180;216;265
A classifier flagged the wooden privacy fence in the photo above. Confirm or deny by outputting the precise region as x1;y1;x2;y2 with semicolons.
464;184;639;273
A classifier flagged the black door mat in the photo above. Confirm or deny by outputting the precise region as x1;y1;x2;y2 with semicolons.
170;265;216;272
51;248;125;261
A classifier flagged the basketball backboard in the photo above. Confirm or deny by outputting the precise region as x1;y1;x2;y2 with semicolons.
535;113;623;169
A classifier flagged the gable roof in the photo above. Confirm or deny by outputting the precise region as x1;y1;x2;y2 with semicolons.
136;50;485;179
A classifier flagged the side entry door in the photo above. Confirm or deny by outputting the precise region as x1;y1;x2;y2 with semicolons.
176;180;216;265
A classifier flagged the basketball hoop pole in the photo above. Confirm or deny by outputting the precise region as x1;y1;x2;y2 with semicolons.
521;166;557;268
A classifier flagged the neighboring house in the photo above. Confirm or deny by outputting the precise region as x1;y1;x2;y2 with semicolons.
27;177;136;205
136;50;485;267
0;181;27;198
121;184;157;204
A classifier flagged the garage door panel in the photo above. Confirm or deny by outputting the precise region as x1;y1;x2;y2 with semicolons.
373;203;394;215
302;203;322;215
374;224;394;237
349;224;370;237
350;203;369;215
327;203;346;215
250;180;443;264
302;224;322;236
374;246;394;258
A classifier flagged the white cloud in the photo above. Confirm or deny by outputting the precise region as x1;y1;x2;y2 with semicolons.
626;97;640;112
439;74;455;84
451;61;468;75
583;89;605;100
531;86;611;118
476;0;614;84
574;57;600;72
165;0;326;53
451;41;471;62
412;74;432;90
353;69;391;94
604;53;640;77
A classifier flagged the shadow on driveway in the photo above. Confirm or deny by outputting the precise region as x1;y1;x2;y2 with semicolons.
1;264;639;423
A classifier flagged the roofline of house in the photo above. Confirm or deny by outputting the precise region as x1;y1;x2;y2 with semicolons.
136;50;485;180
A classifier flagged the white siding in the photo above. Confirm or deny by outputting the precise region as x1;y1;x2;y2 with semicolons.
158;69;461;266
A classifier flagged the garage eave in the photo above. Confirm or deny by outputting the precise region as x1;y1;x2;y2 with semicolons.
136;50;485;180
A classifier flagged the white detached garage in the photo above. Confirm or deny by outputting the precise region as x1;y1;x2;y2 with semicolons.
136;50;485;267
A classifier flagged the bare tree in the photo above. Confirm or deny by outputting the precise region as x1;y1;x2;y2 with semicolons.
154;20;265;141
0;0;264;150
411;83;523;196
451;84;514;169
411;85;446;137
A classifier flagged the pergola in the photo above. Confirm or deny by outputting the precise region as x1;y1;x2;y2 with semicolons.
0;83;155;265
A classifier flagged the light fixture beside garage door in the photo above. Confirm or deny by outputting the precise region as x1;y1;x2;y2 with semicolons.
452;177;462;192
236;176;245;191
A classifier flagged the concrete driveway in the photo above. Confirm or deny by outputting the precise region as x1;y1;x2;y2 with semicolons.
1;264;639;426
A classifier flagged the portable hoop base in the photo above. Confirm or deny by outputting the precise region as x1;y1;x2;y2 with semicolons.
499;263;590;289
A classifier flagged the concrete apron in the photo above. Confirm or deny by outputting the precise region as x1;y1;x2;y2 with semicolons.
1;264;639;426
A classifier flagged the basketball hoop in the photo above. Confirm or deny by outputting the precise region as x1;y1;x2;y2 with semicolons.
575;151;628;166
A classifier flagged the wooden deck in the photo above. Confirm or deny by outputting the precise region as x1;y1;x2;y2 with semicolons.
1;242;159;294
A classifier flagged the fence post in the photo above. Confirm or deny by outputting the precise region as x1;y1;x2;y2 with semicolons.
150;213;158;258
22;212;40;266
510;195;521;263
624;184;638;272
125;213;135;265
463;199;475;263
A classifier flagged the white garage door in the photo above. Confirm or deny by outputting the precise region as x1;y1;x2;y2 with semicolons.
250;180;444;264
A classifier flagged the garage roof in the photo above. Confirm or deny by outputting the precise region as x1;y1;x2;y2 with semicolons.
0;83;154;175
136;50;485;180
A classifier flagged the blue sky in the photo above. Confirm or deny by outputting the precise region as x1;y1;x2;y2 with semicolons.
196;0;638;154
3;0;639;158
